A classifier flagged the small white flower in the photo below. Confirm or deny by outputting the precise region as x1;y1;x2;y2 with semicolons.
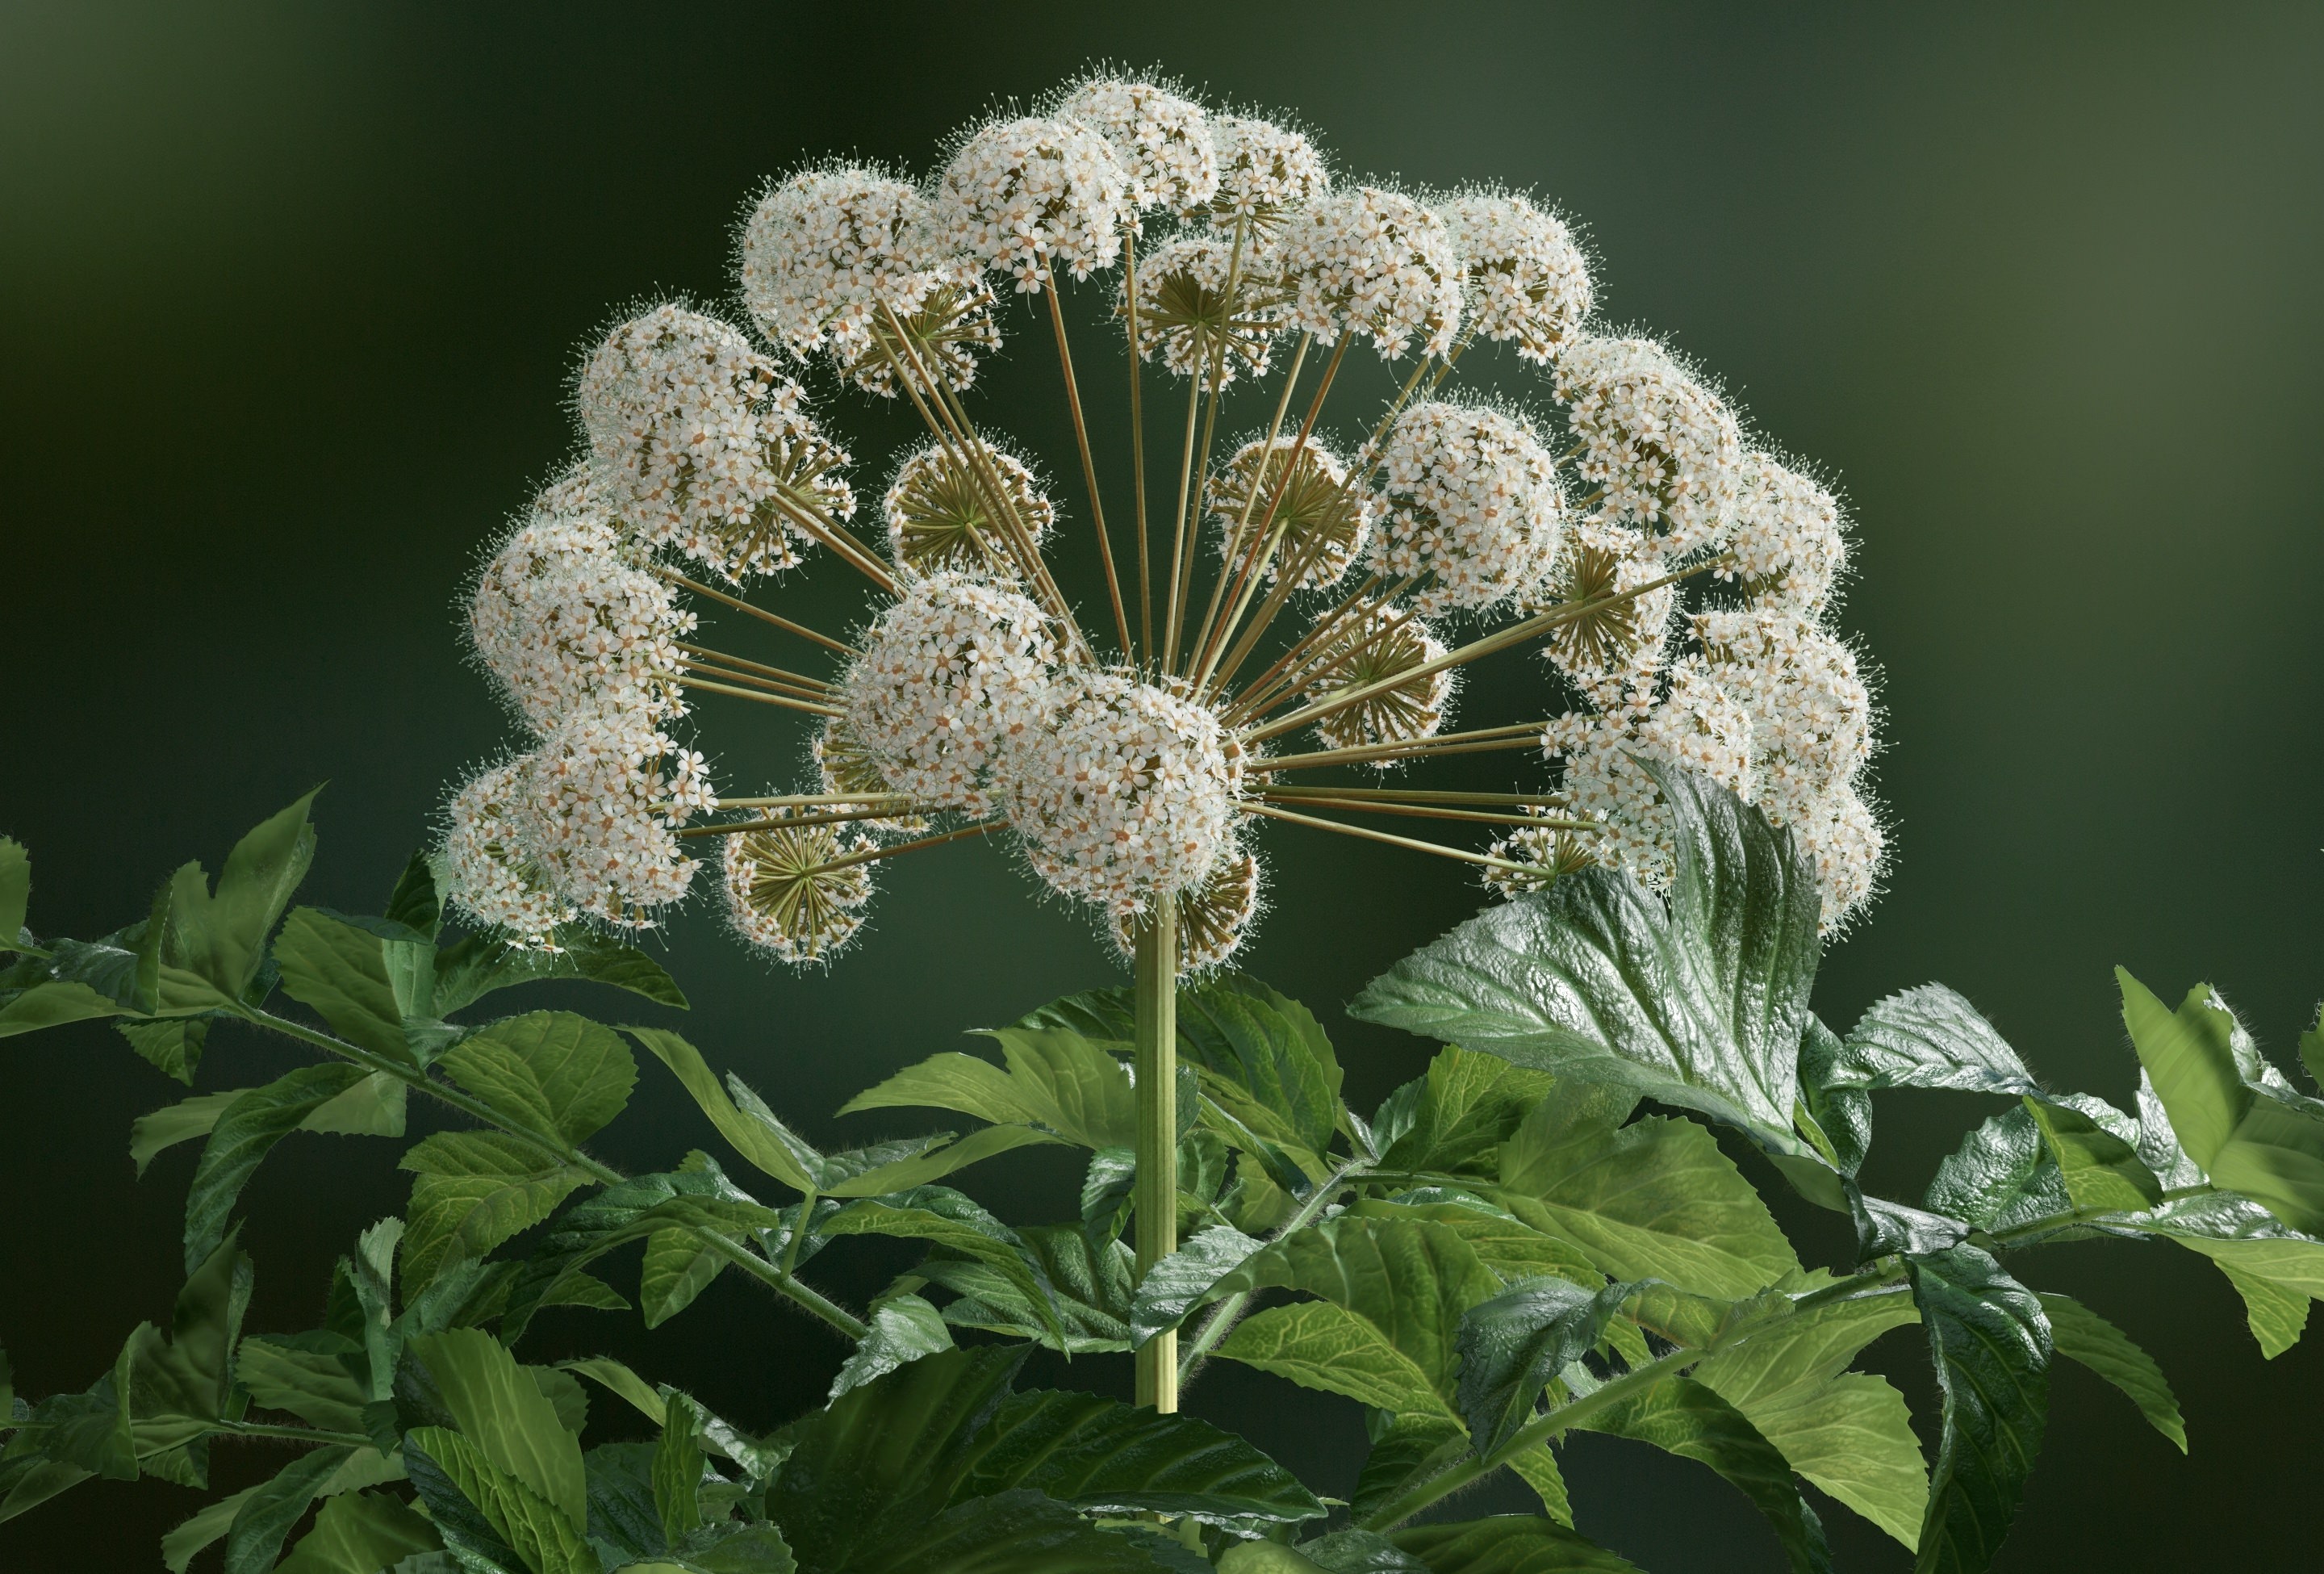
1556;335;1745;556
1053;77;1218;214
1202;115;1330;229
438;759;576;948
1719;454;1850;612
519;697;713;927
1279;188;1464;361
931;115;1131;293
738;165;949;364
1436;190;1594;363
1531;516;1677;711
1108;849;1263;972
1365;401;1562;615
1695;603;1874;810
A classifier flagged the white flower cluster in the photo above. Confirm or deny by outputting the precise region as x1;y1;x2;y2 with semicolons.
1208;435;1370;590
1365;402;1563;615
1438;191;1594;364
1555;336;1745;557
468;471;693;731
1280;188;1465;361
1108;849;1262;971
522;702;714;926
1532;516;1678;708
1300;599;1453;756
1204;115;1330;229
440;761;576;946
840;571;1058;818
1054;77;1218;214
1001;671;1246;918
1721;454;1849;611
738;165;945;363
882;440;1053;576
932;115;1131;293
1127;233;1286;384
722;807;878;965
576;303;856;580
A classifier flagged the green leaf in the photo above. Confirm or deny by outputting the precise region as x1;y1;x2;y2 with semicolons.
276;1490;442;1573
220;1446;360;1574
557;1358;667;1427
184;1065;367;1271
1498;1106;1800;1300
654;1392;707;1543
1457;1273;1632;1448
819;1187;1064;1346
443;1011;637;1146
433;927;688;1019
119;1016;211;1084
1838;986;2040;1097
641;1226;730;1331
1373;1049;1556;1178
1390;1516;1643;1572
0;836;30;949
132;1090;249;1176
2023;1097;2162;1212
161;1487;259;1573
1218;1301;1448;1417
845;1026;1139;1151
406;1424;593;1574
1577;1376;1829;1574
952;1388;1325;1525
387;848;445;938
927;1224;1139;1354
1131;1227;1266;1342
2196;1250;2312;1356
1905;1245;2050;1574
2037;1292;2184;1451
796;1488;1178;1573
627;1026;818;1191
163;791;320;1007
1733;1375;1927;1551
827;1123;1060;1197
1352;1191;1603;1290
401;1131;593;1291
1172;977;1342;1162
236;1335;370;1434
831;1294;955;1398
0;978;132;1039
1351;762;1823;1159
274;906;417;1064
412;1327;587;1524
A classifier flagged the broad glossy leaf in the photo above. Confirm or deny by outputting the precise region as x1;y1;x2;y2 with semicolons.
220;1446;360;1574
819;1187;1064;1345
274;907;416;1065
1373;1049;1555;1178
642;1225;729;1331
1578;1377;1830;1574
1499;1107;1800;1300
406;1425;592;1574
412;1328;586;1523
1837;987;2038;1098
628;1027;817;1191
400;1131;592;1290
1906;1245;2050;1574
119;1015;211;1083
836;1487;1181;1573
1218;1301;1450;1418
643;1521;801;1573
1353;1192;1603;1290
1795;1016;1869;1178
184;1065;367;1271
1852;1195;1970;1261
2038;1293;2184;1451
1738;1375;1926;1551
954;1388;1325;1524
433;927;688;1019
927;1224;1135;1353
1350;1413;1469;1528
0;978;130;1039
2023;1097;2161;1212
1457;1276;1632;1452
1390;1516;1642;1572
1352;763;1820;1158
275;1490;441;1573
442;1011;636;1147
1293;1530;1430;1572
164;792;320;1007
831;1294;954;1398
237;1335;370;1434
1130;1226;1265;1343
845;1026;1138;1150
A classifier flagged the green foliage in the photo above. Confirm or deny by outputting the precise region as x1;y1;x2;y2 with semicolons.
1906;1247;2050;1574
2038;1293;2184;1451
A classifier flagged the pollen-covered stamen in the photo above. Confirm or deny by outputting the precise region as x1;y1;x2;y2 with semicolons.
1299;599;1453;760
723;808;878;966
883;441;1053;576
1126;235;1288;384
1207;436;1370;592
1110;850;1261;973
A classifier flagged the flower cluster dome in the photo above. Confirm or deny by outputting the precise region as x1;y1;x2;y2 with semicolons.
738;165;946;364
1437;191;1594;364
1055;77;1218;214
1202;115;1330;229
1280;188;1465;361
1366;402;1563;615
932;115;1132;292
1555;335;1745;558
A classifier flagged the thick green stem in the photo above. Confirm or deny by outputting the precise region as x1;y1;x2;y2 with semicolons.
1134;905;1179;1412
236;1007;869;1341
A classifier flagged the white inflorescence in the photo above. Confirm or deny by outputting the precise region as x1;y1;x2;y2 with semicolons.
1109;848;1262;971
1695;605;1875;818
722;809;878;965
1207;436;1371;590
518;700;715;927
1366;402;1563;615
1280;188;1465;361
468;471;695;732
1721;454;1849;612
1054;77;1218;214
1203;115;1330;229
577;303;856;580
841;571;1059;818
1126;233;1286;384
1437;191;1594;364
1556;335;1745;558
440;760;578;948
932;115;1132;293
738;165;946;364
1002;670;1245;918
881;441;1053;576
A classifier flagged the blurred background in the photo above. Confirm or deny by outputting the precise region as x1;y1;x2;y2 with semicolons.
2;3;2319;1568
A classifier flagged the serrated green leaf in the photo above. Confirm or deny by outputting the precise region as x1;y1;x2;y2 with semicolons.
627;1026;817;1191
185;1065;368;1271
1741;1375;1927;1551
1353;1192;1603;1290
1391;1515;1643;1572
654;1392;706;1543
274;907;416;1065
1457;1275;1632;1451
818;1187;1064;1346
1373;1049;1555;1178
163;792;320;1008
237;1335;370;1434
161;1485;259;1572
220;1446;359;1574
1130;1226;1265;1342
407;1424;592;1574
828;1123;1060;1196
0;978;131;1039
2038;1292;2184;1451
2023;1097;2162;1212
830;1294;955;1398
1578;1376;1830;1574
641;1226;729;1330
276;1489;442;1573
1499;1107;1800;1300
1218;1301;1448;1418
443;1011;635;1146
844;1027;1139;1151
1906;1245;2050;1574
1352;763;1822;1160
131;1090;248;1177
412;1328;587;1524
1838;986;2040;1098
118;1015;211;1084
557;1358;667;1426
400;1131;592;1291
433;927;688;1019
926;1224;1138;1354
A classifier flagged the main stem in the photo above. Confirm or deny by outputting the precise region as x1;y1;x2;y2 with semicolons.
1133;902;1179;1413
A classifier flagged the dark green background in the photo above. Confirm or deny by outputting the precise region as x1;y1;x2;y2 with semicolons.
4;3;2319;1568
